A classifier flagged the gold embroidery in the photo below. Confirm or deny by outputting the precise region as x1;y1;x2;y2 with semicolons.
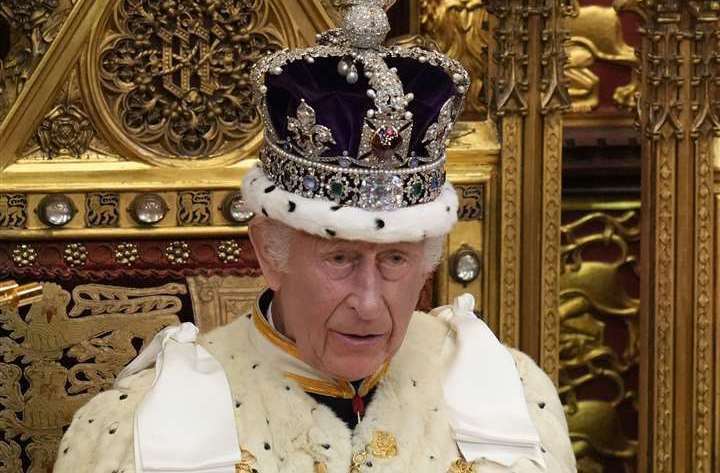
448;458;475;473
369;431;398;458
235;449;257;473
349;431;398;471
253;294;301;358
350;449;369;473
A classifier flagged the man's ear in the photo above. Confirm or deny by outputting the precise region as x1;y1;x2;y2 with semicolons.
248;219;283;291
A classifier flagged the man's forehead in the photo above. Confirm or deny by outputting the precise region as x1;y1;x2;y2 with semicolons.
305;232;421;252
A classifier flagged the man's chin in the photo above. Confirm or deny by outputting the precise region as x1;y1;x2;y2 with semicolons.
325;357;385;382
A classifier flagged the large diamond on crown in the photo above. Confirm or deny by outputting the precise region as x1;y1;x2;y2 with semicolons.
358;174;404;210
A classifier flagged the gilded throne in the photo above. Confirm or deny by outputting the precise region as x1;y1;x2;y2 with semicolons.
0;1;492;471
3;1;713;473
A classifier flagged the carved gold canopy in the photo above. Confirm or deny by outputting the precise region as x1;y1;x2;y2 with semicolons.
9;3;714;473
0;0;499;243
0;0;334;239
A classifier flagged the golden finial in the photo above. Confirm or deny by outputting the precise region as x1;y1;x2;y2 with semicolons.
0;280;43;308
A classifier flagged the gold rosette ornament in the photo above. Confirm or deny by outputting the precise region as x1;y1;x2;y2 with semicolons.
369;431;398;458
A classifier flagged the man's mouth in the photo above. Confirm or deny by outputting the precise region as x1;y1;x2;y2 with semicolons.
345;332;382;338
330;330;385;348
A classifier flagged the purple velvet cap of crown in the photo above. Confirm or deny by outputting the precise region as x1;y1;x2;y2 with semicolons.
264;56;457;158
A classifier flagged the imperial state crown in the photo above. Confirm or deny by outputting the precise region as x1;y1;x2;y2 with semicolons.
242;0;469;242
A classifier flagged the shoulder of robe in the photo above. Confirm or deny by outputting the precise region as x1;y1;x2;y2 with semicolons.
380;310;455;381
53;368;156;473
508;348;578;473
405;310;455;351
203;312;249;338
199;313;252;354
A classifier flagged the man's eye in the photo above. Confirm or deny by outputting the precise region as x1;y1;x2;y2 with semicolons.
382;252;407;265
329;253;352;265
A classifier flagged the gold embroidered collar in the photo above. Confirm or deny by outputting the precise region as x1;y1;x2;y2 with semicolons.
251;291;388;399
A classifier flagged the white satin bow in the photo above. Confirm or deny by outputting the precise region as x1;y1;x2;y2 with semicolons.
438;294;546;469
115;323;242;473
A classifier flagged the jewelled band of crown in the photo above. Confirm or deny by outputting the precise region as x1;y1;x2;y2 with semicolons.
260;141;447;210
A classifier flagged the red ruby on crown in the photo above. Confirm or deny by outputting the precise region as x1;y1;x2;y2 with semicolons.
371;125;403;161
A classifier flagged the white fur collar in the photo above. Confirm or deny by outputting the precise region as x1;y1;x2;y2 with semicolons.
201;310;460;472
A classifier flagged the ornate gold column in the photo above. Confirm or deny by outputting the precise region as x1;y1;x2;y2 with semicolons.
636;2;719;473
486;0;573;381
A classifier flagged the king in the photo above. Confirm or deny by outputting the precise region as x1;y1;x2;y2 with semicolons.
54;2;576;472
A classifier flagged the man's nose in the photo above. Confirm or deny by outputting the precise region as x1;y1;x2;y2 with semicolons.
348;258;386;320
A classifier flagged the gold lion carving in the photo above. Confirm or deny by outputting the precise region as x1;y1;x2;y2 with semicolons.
0;283;185;472
0;194;27;228
566;1;640;112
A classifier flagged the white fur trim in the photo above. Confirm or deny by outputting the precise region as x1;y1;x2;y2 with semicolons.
55;312;575;473
242;166;459;242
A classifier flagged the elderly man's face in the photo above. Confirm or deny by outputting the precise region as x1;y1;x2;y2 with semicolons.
252;223;429;381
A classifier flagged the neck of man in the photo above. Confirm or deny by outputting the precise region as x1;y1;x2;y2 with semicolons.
264;289;374;385
267;289;291;341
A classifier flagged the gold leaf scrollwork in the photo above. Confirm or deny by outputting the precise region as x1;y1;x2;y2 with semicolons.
0;0;72;122
0;283;182;472
0;439;22;473
93;0;284;161
498;116;521;347
687;7;719;473
419;0;489;117
636;5;683;472
540;112;564;380
0;193;28;229
486;1;529;117
21;67;118;162
540;0;573;115
560;208;640;473
187;275;265;333
68;283;186;319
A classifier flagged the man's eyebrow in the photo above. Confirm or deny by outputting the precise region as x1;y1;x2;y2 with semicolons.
316;241;357;253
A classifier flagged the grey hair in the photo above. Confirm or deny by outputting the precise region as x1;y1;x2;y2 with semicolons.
251;217;445;273
250;217;294;273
